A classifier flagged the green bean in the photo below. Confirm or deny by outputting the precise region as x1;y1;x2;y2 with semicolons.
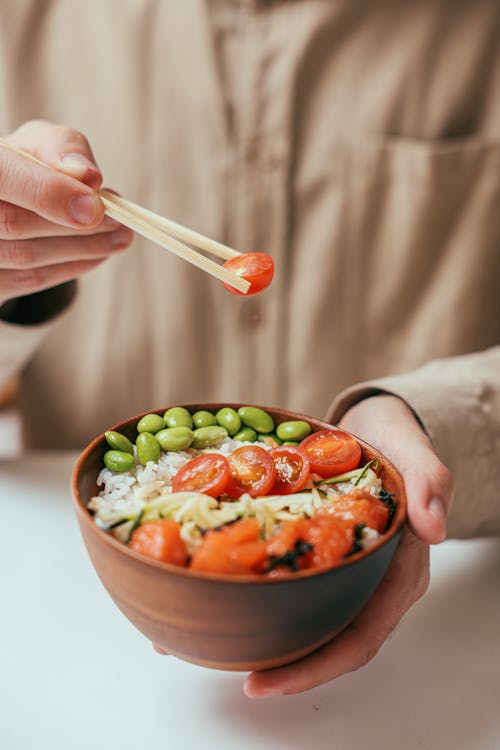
104;450;135;472
237;406;274;434
163;407;193;429
136;432;161;465
276;420;312;442
233;427;258;442
216;407;242;436
155;426;194;452
192;410;217;428
104;431;134;455
192;425;228;449
137;413;166;434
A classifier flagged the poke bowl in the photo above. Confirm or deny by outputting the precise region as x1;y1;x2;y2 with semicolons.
71;403;407;671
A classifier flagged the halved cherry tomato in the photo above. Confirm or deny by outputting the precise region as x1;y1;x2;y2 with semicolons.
172;453;230;498
190;518;268;574
269;446;310;495
324;491;390;533
129;520;188;566
225;445;276;498
222;252;274;296
299;429;362;478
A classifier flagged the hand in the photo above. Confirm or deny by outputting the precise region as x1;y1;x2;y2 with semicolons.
244;394;454;697
0;119;133;307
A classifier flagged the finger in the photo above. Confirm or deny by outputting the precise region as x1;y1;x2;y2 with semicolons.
0;258;104;305
152;644;169;655
0;227;133;272
1;133;104;230
0;242;129;305
10;119;103;189
0;200;123;240
244;529;429;697
399;458;453;545
339;396;453;545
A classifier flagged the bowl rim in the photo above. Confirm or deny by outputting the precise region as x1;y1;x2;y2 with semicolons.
71;402;407;585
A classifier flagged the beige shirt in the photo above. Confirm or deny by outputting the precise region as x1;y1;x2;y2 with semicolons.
0;0;499;537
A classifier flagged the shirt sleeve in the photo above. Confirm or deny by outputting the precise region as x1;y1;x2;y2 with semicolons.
326;347;500;539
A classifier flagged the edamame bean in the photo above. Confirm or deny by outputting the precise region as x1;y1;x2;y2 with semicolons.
237;406;274;434
163;407;193;429
257;433;283;446
192;410;218;428
104;450;135;472
192;425;228;449
104;430;134;455
282;441;299;447
276;420;312;442
137;413;166;434
216;407;241;436
136;432;161;465
155;426;194;452
233;427;258;442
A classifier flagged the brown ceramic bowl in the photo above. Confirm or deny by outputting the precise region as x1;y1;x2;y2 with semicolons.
72;404;406;671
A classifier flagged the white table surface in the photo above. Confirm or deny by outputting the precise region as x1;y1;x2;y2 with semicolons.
1;452;499;750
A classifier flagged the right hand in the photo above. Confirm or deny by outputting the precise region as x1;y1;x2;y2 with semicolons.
0;119;133;306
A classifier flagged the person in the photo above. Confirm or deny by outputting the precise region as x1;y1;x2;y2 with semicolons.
0;1;499;697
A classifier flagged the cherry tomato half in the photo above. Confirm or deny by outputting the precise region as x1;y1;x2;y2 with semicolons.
299;429;362;478
171;453;230;497
225;445;276;498
269;446;311;495
222;252;274;296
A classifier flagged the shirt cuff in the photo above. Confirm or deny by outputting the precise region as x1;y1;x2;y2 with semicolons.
326;347;500;540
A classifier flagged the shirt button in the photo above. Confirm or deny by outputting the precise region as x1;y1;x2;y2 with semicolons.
240;303;262;330
255;145;285;169
244;139;287;169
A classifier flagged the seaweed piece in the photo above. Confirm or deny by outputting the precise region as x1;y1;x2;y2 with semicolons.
266;539;313;572
378;488;397;522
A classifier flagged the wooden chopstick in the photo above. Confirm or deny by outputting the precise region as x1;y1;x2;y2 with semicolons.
98;189;240;262
0;138;250;293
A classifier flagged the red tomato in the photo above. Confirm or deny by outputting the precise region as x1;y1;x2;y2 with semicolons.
190;519;268;574
269;446;311;495
225;445;276;498
324;491;390;533
222;252;274;296
172;454;230;498
300;429;362;478
129;520;187;566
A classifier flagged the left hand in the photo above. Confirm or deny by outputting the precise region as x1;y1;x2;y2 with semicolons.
243;394;454;697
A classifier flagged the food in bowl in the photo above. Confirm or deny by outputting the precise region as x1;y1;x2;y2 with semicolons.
88;405;397;577
72;403;406;671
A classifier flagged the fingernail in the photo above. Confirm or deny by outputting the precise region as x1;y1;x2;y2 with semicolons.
60;152;98;175
111;227;132;248
69;194;100;225
243;679;283;698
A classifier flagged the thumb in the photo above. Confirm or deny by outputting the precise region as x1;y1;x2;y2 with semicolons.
338;395;454;545
393;442;453;545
